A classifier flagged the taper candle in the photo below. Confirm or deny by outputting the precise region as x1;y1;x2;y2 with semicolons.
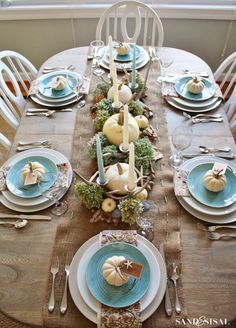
112;63;120;107
108;35;114;79
128;142;136;191
122;104;129;151
131;45;136;88
96;134;107;185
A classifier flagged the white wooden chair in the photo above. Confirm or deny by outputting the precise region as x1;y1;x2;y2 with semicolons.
214;51;236;99
0;96;19;130
224;85;236;140
96;0;164;46
0;133;11;151
0;61;26;115
0;50;37;95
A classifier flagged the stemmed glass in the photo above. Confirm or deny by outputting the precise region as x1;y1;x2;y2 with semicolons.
90;40;105;76
136;215;154;242
169;126;192;168
156;47;174;81
38;172;68;216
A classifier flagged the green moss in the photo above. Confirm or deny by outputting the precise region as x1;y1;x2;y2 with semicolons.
102;145;119;165
119;197;143;225
75;182;103;209
128;101;143;116
134;137;155;171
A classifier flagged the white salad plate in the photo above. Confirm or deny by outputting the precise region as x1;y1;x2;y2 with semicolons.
77;236;160;313
69;234;167;324
0;148;72;212
177;156;236;224
165;97;222;113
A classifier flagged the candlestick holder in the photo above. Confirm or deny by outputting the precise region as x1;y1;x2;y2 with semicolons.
129;82;139;92
124;184;138;194
96;177;109;187
112;102;123;112
119;144;130;154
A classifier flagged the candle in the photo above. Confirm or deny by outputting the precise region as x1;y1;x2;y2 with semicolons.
96;134;107;185
112;63;120;107
108;35;114;79
122;104;129;151
128;142;136;191
131;45;136;88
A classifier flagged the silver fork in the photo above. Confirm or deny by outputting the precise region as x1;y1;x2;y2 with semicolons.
26;110;56;118
183;112;222;120
48;256;59;312
208;225;236;232
60;253;71;314
18;140;50;146
191;117;223;124
208;232;236;240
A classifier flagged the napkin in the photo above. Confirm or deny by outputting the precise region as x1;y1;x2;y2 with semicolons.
161;79;223;100
174;168;190;197
0;162;70;192
98;230;142;328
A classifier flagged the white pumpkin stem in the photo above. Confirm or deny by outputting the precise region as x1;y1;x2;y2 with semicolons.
118;83;123;91
116;163;123;175
29;162;33;173
213;168;224;178
118;110;124;125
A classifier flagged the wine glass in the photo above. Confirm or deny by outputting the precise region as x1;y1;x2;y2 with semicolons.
136;215;154;242
38;172;68;216
156;47;174;81
90;40;105;76
169;126;192;168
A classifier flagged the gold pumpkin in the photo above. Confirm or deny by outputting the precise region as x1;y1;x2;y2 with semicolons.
186;75;204;94
203;169;227;192
135;115;149;129
103;111;139;146
22;161;45;182
106;163;137;195
102;255;129;286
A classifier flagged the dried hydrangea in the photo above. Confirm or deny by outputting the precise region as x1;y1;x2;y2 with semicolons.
102;145;119;165
87;133;109;159
93;83;110;102
75;182;103;209
97;98;115;116
119;197;143;225
93;109;110;131
134;137;155;171
123;73;147;97
128;101;143;116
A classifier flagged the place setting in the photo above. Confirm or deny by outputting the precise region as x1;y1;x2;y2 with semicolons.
0;147;73;213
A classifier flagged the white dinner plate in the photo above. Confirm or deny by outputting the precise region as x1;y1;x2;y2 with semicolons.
180;156;236;216
0;149;72;212
165;97;222;113
69;234;167;324
77;237;160;313
177;156;236;224
100;47;149;72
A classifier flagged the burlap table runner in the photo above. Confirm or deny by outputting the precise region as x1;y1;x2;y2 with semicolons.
40;57;189;327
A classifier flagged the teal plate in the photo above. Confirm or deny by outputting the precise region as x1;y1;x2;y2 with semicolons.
86;243;150;308
187;163;236;208
175;76;215;101
6;156;58;199
38;70;82;99
105;44;142;62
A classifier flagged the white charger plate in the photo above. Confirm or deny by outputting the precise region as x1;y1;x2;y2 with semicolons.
165;97;222;113
174;95;219;108
100;47;149;72
177;156;236;224
30;93;79;108
69;234;167;323
77;237;160;313
180;156;236;216
0;149;72;212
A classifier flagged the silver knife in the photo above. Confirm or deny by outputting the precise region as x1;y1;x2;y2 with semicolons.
159;243;172;316
27;108;72;113
183;153;235;159
0;214;51;221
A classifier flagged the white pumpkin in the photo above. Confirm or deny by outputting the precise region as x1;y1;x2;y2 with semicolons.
186;75;204;94
203;169;227;192
106;163;137;195
22;161;45;182
108;84;132;104
103;111;139;146
51;75;68;91
102;255;129;286
135;115;149;129
102;198;117;212
116;42;130;56
135;187;148;201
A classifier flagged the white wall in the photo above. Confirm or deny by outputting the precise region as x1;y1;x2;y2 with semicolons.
0;18;235;71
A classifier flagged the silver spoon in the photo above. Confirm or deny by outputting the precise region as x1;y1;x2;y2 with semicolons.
191;117;223;124
199;145;231;153
208;225;236;232
0;219;28;229
26;110;56;118
208;232;236;240
183;112;222;120
18;140;51;146
77;100;86;108
169;263;181;314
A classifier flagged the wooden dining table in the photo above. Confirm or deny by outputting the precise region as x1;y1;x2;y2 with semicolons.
0;46;236;328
